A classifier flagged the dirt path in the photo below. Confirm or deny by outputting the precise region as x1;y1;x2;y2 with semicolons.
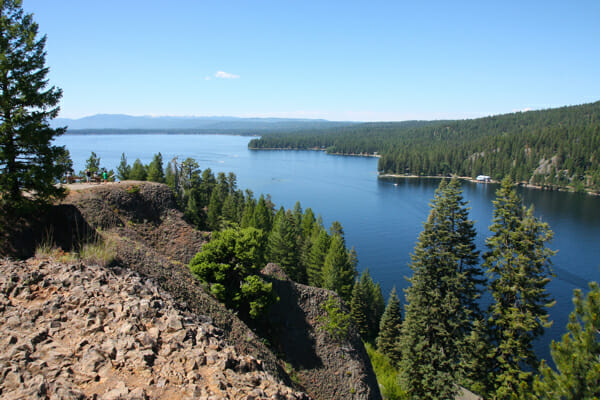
62;180;146;192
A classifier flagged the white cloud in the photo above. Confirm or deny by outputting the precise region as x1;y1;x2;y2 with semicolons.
512;107;532;113
214;70;240;79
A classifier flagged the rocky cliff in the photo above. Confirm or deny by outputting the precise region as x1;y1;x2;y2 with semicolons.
0;258;310;399
0;182;382;400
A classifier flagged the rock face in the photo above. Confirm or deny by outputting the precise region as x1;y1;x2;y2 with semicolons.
65;182;207;264
262;264;381;400
0;258;311;400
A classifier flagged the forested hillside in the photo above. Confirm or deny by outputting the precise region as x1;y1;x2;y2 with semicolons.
249;101;600;192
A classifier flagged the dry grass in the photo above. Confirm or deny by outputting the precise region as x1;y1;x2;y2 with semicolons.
35;232;118;267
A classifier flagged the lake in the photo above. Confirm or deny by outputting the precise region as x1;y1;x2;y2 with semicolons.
56;133;600;362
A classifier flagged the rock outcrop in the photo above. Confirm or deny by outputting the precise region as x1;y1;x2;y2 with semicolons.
262;264;380;400
0;182;382;399
0;258;311;400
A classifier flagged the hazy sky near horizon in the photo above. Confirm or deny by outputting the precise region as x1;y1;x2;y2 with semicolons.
24;0;600;122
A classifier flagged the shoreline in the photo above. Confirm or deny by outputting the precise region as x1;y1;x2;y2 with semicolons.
249;147;600;196
248;147;380;158
379;174;599;196
379;173;492;185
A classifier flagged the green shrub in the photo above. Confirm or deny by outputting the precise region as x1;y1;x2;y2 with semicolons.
317;295;352;342
126;184;140;194
189;227;277;320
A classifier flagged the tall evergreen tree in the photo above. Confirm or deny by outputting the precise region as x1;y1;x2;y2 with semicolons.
267;208;301;281
376;287;402;364
0;0;66;211
370;280;385;342
184;188;205;229
300;207;316;239
83;151;101;176
483;177;555;398
129;158;147;181
116;152;131;181
176;158;201;203
146;152;165;183
350;278;370;339
252;194;273;233
221;193;239;224
198;168;216;207
164;161;175;190
206;188;224;230
226;171;237;194
398;179;482;400
240;194;256;229
322;232;356;302
329;220;345;243
532;281;600;400
298;207;316;275
350;269;385;343
292;201;303;231
306;227;330;287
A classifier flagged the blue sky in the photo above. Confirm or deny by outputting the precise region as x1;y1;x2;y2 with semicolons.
25;0;600;121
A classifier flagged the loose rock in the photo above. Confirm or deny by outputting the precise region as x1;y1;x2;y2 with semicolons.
0;259;311;400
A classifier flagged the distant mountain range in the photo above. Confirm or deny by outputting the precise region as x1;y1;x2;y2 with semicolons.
53;114;356;133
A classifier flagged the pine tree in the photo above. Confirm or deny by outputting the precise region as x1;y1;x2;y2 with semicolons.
322;233;356;302
116;153;131;181
240;194;256;229
350;278;370;339
146;152;165;183
298;207;316;275
198;168;216;207
300;207;316;239
483;177;555;398
350;269;385;343
306;227;330;287
226;172;237;194
221;193;239;224
83;152;101;176
129;158;147;181
376;287;402;364
369;280;385;342
329;220;345;243
252;194;272;233
165;161;175;190
267;208;301;281
292;201;303;236
169;157;198;204
532;282;600;400
184;188;205;228
0;0;66;211
398;179;482;400
206;189;224;230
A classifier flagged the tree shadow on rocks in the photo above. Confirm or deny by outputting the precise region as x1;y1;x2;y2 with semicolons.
261;264;323;371
0;204;97;259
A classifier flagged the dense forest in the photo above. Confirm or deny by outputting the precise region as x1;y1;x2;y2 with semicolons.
249;101;600;192
87;151;600;399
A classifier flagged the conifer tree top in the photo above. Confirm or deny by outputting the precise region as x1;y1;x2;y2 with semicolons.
0;0;66;211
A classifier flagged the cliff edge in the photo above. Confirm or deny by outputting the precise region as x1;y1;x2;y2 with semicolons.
0;182;382;400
